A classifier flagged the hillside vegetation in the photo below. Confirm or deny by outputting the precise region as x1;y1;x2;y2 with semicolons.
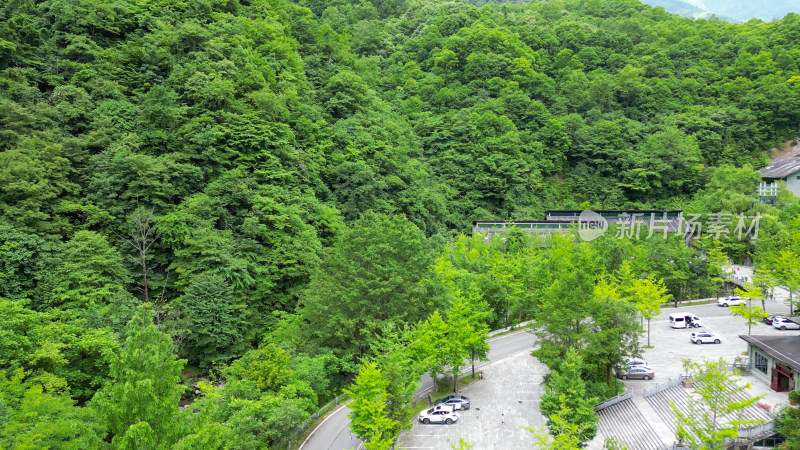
2;0;800;447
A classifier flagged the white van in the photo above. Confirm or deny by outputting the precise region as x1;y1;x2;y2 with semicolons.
669;312;703;329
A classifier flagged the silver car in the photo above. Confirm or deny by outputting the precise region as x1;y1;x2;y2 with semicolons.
434;394;471;410
625;357;648;367
617;366;655;380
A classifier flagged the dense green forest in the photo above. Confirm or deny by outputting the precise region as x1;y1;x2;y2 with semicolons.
3;0;800;447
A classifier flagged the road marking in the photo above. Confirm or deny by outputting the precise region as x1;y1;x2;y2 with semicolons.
298;402;351;450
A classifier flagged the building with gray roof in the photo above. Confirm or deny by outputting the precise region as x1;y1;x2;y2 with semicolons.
759;145;800;198
739;334;800;393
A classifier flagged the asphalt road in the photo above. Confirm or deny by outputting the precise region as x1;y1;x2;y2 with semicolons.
299;329;538;450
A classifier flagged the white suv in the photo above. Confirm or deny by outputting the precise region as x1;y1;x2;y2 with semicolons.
691;331;721;344
773;317;800;330
418;405;458;424
717;296;745;307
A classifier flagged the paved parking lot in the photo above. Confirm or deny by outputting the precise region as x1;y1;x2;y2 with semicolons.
588;295;797;448
625;297;795;398
396;350;547;449
398;280;798;449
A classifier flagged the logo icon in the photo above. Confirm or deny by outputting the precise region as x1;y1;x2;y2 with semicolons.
578;210;607;241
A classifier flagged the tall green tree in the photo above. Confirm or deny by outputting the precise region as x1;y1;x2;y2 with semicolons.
0;369;103;449
765;249;800;314
588;277;641;390
539;348;599;445
370;326;424;441
631;277;670;347
90;306;186;448
299;211;434;371
344;362;395;450
46;230;127;312
533;236;598;367
731;282;768;335
176;273;250;369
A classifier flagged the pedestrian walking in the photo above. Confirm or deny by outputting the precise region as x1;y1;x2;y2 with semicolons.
501;413;505;426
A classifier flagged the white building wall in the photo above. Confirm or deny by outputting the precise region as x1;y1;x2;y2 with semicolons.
749;344;800;391
749;345;772;384
785;170;800;198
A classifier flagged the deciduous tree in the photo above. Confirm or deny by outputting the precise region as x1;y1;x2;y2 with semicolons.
672;358;764;449
539;349;598;445
344;362;395;450
731;282;768;335
299;211;434;370
90;306;186;447
632;277;670;347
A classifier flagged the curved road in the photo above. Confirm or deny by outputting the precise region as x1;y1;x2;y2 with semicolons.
299;329;537;450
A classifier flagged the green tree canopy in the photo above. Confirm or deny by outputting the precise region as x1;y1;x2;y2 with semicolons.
299;211;435;370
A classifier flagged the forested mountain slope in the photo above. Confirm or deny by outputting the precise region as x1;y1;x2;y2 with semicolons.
2;0;800;447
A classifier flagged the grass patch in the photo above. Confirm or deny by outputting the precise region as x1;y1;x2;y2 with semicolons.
489;325;532;339
660;299;716;308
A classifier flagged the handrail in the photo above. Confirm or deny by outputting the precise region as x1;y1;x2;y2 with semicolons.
643;377;685;399
737;420;775;439
594;390;632;412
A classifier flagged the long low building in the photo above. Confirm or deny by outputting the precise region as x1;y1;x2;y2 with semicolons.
472;210;683;236
739;334;800;393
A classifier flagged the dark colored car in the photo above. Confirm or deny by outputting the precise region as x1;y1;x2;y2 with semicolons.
434;394;471;410
764;315;785;325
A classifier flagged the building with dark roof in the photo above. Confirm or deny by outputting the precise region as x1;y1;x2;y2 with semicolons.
759;146;800;199
739;334;800;392
472;210;682;237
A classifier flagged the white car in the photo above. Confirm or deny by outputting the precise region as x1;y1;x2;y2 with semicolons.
625;357;648;367
717;296;745;307
691;331;721;344
773;318;800;330
418;406;458;424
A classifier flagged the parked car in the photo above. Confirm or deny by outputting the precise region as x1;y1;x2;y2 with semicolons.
617;366;655;380
717;296;745;307
764;315;785;325
624;357;648;367
418;405;458;424
773;317;800;330
691;331;721;344
434;394;471;410
669;312;703;328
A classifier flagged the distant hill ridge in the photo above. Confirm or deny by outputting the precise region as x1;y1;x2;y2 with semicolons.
641;0;800;22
